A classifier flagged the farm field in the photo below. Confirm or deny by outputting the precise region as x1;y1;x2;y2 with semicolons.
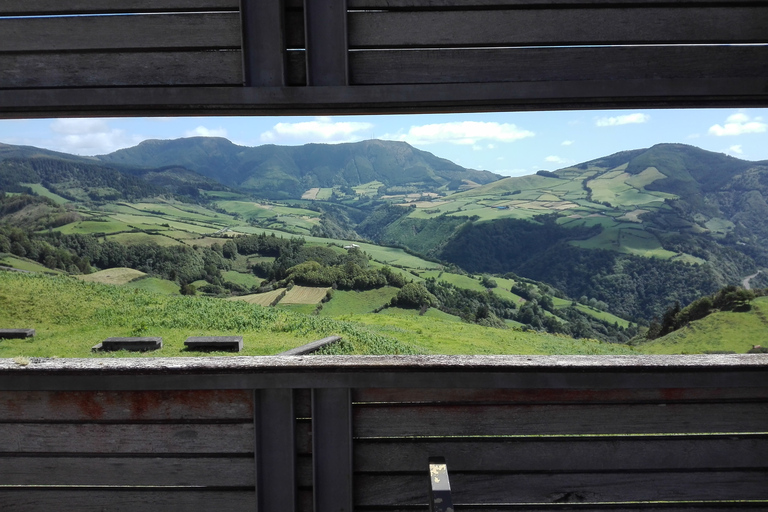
319;287;399;316
280;286;330;305
0;254;62;274
229;288;286;306
124;277;180;295
75;267;145;285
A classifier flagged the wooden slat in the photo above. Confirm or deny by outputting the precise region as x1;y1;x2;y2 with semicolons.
354;402;768;437
0;1;239;15
355;471;768;506
0;490;255;512
0;423;254;453
0;14;241;52
255;388;297;510
304;0;348;85
0;390;253;421
0;51;243;88
313;388;353;512
358;506;768;512
241;0;286;86
354;435;768;472
348;7;768;48
0;457;254;486
349;0;768;7
353;386;768;404
349;46;768;86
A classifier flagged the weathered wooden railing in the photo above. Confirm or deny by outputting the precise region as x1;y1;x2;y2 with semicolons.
1;0;767;117
1;354;766;511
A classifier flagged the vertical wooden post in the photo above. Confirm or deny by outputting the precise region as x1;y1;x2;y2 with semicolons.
254;388;296;511
312;387;353;512
304;0;349;86
241;0;286;86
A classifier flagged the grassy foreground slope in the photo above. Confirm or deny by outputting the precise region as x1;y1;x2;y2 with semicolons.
640;296;768;354
0;271;637;357
0;272;413;357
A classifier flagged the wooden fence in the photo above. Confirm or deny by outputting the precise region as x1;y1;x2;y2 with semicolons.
1;354;766;511
1;0;767;117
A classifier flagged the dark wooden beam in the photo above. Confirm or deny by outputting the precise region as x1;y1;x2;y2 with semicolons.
241;0;287;86
304;0;348;86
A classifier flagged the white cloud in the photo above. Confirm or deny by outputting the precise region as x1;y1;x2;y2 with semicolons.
48;119;143;155
260;118;374;144
384;121;534;146
561;140;574;146
545;155;568;164
495;168;530;177
708;111;767;136
185;126;227;138
728;145;744;155
595;113;650;127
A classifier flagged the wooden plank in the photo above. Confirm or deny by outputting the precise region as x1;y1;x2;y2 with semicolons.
0;51;243;88
0;489;255;512
241;0;286;86
1;356;767;390
349;0;768;7
354;435;768;472
356;506;768;512
279;336;343;355
0;14;241;52
0;1;239;15
304;0;348;85
0;423;254;453
353;402;768;437
355;471;768;506
348;7;768;48
0;390;253;421
255;388;297;510
349;46;768;85
312;388;353;512
354;386;768;404
0;457;254;487
0;329;34;339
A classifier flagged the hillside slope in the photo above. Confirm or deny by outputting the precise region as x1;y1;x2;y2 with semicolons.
99;138;501;198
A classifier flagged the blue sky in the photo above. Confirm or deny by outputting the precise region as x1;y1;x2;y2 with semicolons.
0;108;766;177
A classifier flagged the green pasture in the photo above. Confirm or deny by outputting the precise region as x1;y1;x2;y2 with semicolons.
350;308;636;355
222;271;261;289
0;272;415;357
106;232;180;247
55;219;133;235
639;296;768;354
0;255;62;274
20;183;70;204
319;287;399;316
124;277;180;295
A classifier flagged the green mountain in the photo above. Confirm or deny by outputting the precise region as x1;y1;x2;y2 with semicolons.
0;143;228;201
98;138;501;198
360;144;768;320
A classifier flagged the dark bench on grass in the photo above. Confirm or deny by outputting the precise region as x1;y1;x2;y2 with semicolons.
92;337;163;352
0;329;34;339
0;355;766;511
184;336;243;352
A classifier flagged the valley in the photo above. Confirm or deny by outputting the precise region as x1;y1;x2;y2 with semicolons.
2;138;767;356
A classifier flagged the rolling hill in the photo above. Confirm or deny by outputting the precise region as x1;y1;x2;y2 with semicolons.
98;138;501;198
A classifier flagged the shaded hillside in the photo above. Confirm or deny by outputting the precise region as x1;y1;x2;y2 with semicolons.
99;138;501;198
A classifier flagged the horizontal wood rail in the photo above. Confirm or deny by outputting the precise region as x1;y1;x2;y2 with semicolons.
1;0;767;117
0;354;766;511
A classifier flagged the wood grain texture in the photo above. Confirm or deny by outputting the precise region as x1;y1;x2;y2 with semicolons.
349;0;768;7
354;435;768;471
0;490;255;512
354;402;768;437
0;390;253;421
0;423;254;453
348;7;768;48
354;471;768;506
0;13;241;52
0;1;239;15
353;386;768;404
0;51;242;88
0;457;254;486
349;46;768;85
